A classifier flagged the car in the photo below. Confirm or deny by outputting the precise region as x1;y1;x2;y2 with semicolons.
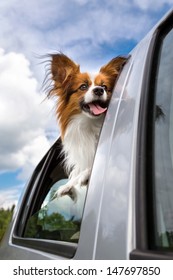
1;8;173;260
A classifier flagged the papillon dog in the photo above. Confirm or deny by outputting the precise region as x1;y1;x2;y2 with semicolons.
48;53;126;200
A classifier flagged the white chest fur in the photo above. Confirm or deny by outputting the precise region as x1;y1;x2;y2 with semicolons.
62;114;104;178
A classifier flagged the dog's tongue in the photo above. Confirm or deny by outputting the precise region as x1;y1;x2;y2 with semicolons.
88;103;107;115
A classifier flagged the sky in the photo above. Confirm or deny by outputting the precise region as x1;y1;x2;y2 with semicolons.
0;0;173;209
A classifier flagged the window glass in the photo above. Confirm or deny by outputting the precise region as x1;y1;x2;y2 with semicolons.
23;146;87;243
152;27;173;249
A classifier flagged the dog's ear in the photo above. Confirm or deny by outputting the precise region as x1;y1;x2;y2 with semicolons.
51;53;79;84
100;56;127;77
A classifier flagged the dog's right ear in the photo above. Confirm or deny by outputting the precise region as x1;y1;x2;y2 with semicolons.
100;56;128;77
51;53;79;85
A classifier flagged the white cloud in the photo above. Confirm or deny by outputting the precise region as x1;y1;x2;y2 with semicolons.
16;135;51;181
0;49;58;179
134;0;173;11
0;0;173;71
0;184;24;209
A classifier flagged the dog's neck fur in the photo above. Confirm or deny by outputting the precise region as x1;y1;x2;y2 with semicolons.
62;114;104;178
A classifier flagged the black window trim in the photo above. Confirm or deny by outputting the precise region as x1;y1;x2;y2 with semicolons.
12;138;77;258
131;11;173;259
12;235;77;258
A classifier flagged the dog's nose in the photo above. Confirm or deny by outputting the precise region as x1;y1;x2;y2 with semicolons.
93;87;104;97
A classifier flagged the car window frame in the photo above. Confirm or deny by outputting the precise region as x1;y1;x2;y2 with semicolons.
131;11;173;260
12;138;78;258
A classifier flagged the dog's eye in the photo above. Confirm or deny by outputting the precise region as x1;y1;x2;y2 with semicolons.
102;85;108;91
79;84;88;91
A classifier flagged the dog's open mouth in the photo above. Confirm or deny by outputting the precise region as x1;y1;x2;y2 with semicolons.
81;101;108;116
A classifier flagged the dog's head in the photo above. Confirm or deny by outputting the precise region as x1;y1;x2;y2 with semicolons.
48;53;127;137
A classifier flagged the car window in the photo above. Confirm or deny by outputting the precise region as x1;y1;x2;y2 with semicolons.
21;141;87;246
151;27;173;249
24;177;87;243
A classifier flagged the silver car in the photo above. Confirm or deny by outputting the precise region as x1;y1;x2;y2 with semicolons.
1;9;173;260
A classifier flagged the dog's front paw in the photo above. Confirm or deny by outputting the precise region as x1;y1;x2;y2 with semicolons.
52;184;77;201
53;184;72;198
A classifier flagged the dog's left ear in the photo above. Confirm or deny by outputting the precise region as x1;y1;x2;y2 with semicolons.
51;53;79;84
100;56;127;77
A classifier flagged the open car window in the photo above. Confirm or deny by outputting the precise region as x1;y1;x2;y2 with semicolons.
13;139;88;257
23;177;87;243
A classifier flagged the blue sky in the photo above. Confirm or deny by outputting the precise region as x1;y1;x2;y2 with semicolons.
0;0;173;209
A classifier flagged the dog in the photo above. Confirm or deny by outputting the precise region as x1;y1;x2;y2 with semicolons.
48;53;127;200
